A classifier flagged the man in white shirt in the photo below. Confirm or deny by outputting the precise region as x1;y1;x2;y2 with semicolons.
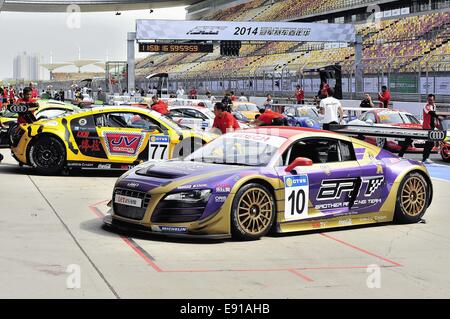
319;87;343;128
238;92;248;102
176;87;185;98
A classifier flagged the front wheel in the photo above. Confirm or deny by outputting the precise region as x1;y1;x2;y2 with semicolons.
29;136;66;175
231;183;276;240
394;172;429;223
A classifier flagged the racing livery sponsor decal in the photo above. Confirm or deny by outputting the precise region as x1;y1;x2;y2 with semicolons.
148;135;170;160
151;225;188;233
316;177;384;201
284;175;309;221
103;131;145;157
114;194;142;208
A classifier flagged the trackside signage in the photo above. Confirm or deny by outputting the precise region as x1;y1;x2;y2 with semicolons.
136;20;356;42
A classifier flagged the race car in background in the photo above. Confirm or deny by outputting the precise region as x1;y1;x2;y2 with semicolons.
231;102;260;120
9;106;217;174
105;127;432;240
347;109;437;153
283;105;321;129
167;105;250;130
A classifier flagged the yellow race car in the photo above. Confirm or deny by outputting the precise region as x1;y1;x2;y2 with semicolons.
10;106;217;174
231;102;260;120
1;100;80;147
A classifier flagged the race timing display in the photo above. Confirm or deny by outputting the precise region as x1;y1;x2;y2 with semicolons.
138;43;214;53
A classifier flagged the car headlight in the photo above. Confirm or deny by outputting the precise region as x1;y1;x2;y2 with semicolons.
305;119;315;127
164;190;212;203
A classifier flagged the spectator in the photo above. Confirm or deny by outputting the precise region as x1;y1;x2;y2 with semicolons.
176;87;185;97
188;87;198;99
253;108;286;126
221;93;232;112
150;95;169;115
97;88;106;103
360;94;374;108
206;92;216;102
238;92;248;102
263;94;273;109
230;91;237;102
422;94;438;163
295;85;305;104
378;85;391;108
169;91;177;98
211;102;239;134
320;87;343;128
30;82;38;99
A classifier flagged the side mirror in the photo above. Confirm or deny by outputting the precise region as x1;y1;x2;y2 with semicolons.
285;157;313;172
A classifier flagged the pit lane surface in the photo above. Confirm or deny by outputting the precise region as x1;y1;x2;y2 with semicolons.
1;149;450;298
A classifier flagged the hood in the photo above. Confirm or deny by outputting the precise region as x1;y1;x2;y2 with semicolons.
116;160;261;192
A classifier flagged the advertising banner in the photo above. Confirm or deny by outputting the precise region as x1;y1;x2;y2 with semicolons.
136;20;356;42
389;74;418;93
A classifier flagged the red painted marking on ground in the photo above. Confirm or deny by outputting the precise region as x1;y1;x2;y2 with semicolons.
288;269;314;282
88;205;106;219
319;233;403;267
121;236;163;272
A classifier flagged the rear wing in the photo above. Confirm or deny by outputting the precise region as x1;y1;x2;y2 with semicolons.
327;124;447;142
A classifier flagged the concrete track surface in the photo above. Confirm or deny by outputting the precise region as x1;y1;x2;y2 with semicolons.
1;149;449;299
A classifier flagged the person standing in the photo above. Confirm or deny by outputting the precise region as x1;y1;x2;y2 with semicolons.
295;85;304;104
238;92;248;102
263;94;273;109
422;94;438;164
211;102;240;134
189;87;198;99
320;88;343;129
378;85;391;108
221;93;232;112
176;87;185;98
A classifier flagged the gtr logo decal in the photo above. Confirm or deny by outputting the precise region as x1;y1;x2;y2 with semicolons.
316;176;384;201
103;131;145;157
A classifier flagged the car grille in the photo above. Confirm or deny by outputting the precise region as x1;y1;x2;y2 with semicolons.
113;188;151;220
151;199;205;223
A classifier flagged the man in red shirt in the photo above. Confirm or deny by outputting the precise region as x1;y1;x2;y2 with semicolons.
30;82;38;99
378;86;391;108
212;102;239;134
16;87;39;124
253;108;286;126
188;87;198;100
149;96;169;115
230;91;237;102
422;94;437;163
295;85;304;104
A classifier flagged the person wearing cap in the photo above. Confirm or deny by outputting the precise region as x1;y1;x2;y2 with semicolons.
253;108;286;126
150;95;169;115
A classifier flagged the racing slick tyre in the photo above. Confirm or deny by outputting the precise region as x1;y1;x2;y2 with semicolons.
8;123;20;147
231;183;276;241
394;172;429;224
29;136;66;175
173;138;204;159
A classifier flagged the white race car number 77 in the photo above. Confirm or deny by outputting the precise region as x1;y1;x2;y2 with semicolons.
149;135;170;160
284;175;309;221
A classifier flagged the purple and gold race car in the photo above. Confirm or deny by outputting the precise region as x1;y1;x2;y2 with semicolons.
104;127;433;240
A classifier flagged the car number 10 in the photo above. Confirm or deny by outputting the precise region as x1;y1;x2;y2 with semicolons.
284;175;309;221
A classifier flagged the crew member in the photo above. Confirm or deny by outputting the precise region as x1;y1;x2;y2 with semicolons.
295;85;305;104
30;83;38;98
422;94;438;164
360;94;374;108
150;95;169;115
320;87;343;129
211;102;239;134
16;87;39;124
253;108;286;126
378;85;391;108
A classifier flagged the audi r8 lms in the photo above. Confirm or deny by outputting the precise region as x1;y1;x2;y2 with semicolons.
10;106;217;174
231;102;260;120
104;127;432;240
347;109;443;154
1;100;80;147
283;105;321;129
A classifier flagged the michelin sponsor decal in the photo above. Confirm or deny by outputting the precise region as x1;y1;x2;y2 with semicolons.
151;225;188;233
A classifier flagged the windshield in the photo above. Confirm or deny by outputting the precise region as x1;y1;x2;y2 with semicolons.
185;133;287;166
401;113;420;124
236;104;258;112
378;112;404;124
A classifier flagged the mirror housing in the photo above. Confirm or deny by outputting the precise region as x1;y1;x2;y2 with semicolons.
285;157;313;172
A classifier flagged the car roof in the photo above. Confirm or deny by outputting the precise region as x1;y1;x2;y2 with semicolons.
239;127;333;138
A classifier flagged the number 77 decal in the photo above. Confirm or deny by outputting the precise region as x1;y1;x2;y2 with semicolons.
284;175;309;221
148;135;170;160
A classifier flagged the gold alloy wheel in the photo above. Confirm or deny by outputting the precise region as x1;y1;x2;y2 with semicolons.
236;188;273;235
400;176;426;217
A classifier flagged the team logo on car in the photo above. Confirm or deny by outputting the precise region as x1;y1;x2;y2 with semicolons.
103;131;145;157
